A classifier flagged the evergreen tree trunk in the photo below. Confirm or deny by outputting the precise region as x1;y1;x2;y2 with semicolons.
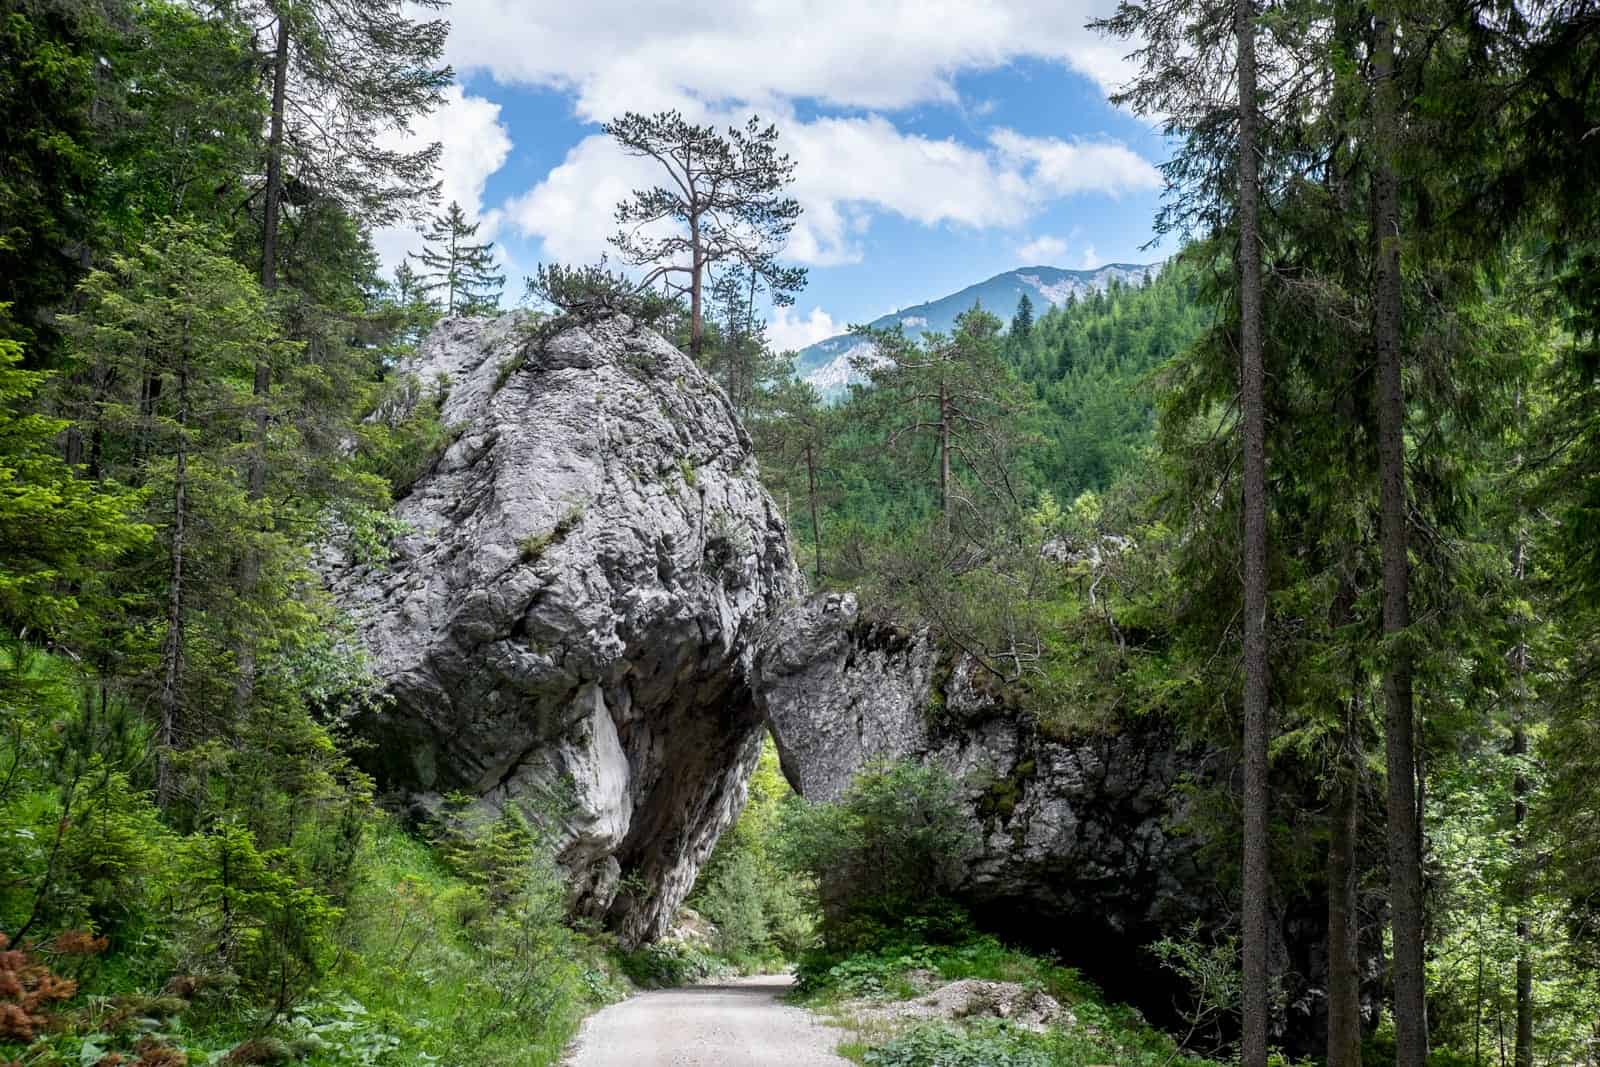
1329;689;1365;1067
248;2;287;493
1372;12;1427;1064
1511;529;1534;1067
260;7;290;295
448;228;458;314
806;442;823;581
236;6;289;715
156;362;190;811
1329;566;1364;1067
938;382;951;528
1237;0;1271;1063
1513;722;1533;1067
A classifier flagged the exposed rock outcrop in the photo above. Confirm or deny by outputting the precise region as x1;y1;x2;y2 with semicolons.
754;592;1217;945
325;313;800;943
755;592;1355;1050
845;979;1070;1034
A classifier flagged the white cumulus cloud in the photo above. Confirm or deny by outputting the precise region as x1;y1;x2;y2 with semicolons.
989;129;1164;198
373;86;514;275
498;113;1160;271
767;306;841;352
1016;234;1070;263
497;135;656;268
442;0;1135;121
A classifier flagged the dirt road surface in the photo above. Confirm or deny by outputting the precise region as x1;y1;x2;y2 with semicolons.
564;974;852;1066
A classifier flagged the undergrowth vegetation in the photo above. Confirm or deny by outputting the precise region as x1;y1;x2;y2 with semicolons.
0;649;625;1066
683;742;815;969
799;935;1228;1067
775;759;1232;1067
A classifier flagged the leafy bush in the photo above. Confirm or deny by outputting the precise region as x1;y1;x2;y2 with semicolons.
803;935;1228;1067
615;941;727;989
863;1021;1054;1067
776;760;974;950
308;818;615;1066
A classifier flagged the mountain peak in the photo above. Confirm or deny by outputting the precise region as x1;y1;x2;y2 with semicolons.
791;261;1163;395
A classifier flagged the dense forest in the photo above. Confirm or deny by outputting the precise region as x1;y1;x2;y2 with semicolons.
4;0;1600;1065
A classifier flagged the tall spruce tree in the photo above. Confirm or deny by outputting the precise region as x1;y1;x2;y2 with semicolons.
412;201;506;316
1094;0;1290;1054
1235;1;1272;1063
62;221;299;807
251;0;451;294
1369;12;1427;1066
1011;293;1035;341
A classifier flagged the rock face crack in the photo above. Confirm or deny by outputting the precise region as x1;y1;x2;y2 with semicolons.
324;313;800;944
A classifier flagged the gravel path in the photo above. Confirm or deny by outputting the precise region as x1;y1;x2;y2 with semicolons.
564;974;852;1066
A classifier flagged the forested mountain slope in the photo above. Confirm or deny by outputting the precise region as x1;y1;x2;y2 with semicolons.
764;263;1208;565
793;262;1163;394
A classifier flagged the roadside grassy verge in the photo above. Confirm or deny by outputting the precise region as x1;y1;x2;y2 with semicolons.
2;817;627;1067
794;936;1228;1067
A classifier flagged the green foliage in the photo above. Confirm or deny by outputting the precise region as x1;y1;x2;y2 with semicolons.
862;1021;1056;1067
287;819;615;1066
688;741;815;964
0;321;148;635
0;0;108;357
799;934;1223;1067
614;941;727;989
525;261;676;327
1148;922;1242;1058
356;372;456;499
777;760;974;951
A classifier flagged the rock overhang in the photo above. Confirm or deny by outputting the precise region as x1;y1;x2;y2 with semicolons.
324;312;800;943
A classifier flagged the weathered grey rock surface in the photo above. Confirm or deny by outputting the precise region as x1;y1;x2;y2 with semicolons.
754;592;1215;942
325;313;800;943
755;592;1360;1051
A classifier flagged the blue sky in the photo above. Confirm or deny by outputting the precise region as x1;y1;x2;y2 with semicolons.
376;0;1171;350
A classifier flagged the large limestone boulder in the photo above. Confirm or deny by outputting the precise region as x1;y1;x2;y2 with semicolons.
326;313;801;943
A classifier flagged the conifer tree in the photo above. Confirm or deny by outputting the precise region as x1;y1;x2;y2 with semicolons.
251;0;451;294
1235;2;1272;1063
1011;293;1035;341
605;111;807;357
1094;0;1285;1054
0;317;144;637
852;306;1024;529
755;377;834;581
63;221;299;807
412;201;506;316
